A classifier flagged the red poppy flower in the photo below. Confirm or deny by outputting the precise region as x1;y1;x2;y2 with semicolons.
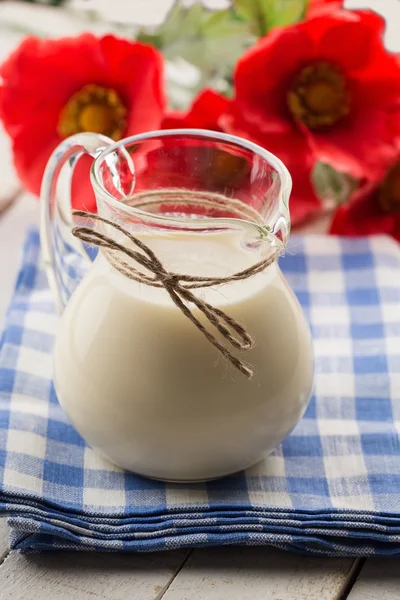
162;88;228;131
159;89;252;205
163;88;319;224
136;133;254;206
307;0;343;18
224;9;400;195
0;34;165;210
330;148;400;241
222;96;321;225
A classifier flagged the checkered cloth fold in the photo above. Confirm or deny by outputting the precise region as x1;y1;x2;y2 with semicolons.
1;228;400;556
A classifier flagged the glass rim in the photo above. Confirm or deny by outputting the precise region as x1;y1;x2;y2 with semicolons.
91;128;292;226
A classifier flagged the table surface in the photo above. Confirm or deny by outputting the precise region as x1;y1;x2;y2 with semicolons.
0;1;400;598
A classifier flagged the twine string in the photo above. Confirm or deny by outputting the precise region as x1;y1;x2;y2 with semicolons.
71;199;281;378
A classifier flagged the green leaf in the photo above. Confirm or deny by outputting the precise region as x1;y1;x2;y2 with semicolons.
137;1;255;104
266;0;308;28
312;162;359;204
233;0;308;36
233;0;267;36
137;2;208;49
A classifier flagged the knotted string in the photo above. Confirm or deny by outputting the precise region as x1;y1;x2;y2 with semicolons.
72;206;281;378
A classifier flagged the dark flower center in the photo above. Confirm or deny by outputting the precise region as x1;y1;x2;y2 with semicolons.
211;152;251;187
287;62;351;129
58;84;127;140
379;162;400;213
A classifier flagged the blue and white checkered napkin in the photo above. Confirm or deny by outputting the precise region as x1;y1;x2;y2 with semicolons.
1;228;400;556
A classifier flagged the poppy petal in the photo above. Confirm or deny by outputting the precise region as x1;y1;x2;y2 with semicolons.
0;34;166;200
162;89;228;131
330;194;397;238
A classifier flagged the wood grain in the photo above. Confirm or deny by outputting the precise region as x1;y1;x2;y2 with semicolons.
161;547;356;600
0;549;190;600
0;193;39;324
347;559;400;599
0;519;9;563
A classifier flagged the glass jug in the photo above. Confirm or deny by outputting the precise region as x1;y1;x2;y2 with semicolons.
40;129;314;482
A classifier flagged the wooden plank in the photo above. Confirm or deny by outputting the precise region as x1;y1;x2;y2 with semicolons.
0;519;9;562
0;193;39;324
0;125;19;209
161;547;357;600
347;559;400;600
0;549;190;600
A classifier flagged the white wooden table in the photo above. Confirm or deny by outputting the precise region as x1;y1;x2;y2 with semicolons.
0;0;399;597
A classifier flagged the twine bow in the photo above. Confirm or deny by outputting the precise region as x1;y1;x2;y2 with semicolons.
72;209;280;378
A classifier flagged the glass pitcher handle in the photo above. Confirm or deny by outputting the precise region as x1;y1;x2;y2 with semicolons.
40;132;114;313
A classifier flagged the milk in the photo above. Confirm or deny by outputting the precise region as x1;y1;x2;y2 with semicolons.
53;229;314;481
